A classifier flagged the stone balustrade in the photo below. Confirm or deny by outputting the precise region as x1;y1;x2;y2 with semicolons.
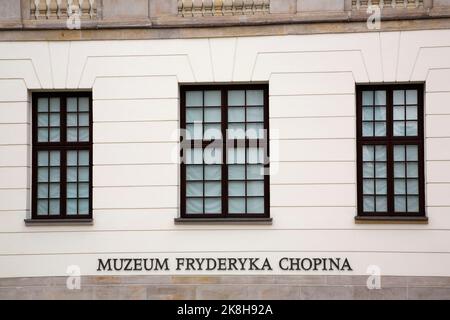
30;0;97;20
352;0;423;10
0;0;449;30
177;0;270;17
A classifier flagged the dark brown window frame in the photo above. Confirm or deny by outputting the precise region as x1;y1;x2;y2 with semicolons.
31;92;93;220
356;84;425;218
180;84;270;219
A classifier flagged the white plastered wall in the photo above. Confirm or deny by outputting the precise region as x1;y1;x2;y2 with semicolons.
0;29;450;277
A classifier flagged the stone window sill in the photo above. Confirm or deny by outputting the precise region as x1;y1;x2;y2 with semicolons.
355;216;428;224
24;219;93;226
174;218;273;225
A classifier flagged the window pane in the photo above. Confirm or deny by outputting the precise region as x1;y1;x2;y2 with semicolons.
394;145;405;161
186;124;203;140
67;151;78;165
67;183;77;198
78;199;89;214
79;151;89;165
247;147;264;164
38;151;48;166
227;148;245;164
374;123;386;136
362;91;373;105
49;183;60;198
394;196;406;212
49;114;60;127
407;196;419;212
247;198;264;213
187;182;203;196
186;91;203;107
67;167;77;182
38;128;48;142
79;183;89;198
362;122;373;136
186;165;203;181
363;196;374;212
203;146;221;164
406;121;417;136
204;165;221;180
246;123;264;139
186;148;203;165
246;90;264;106
49;151;60;166
247;181;264;196
406;90;417;104
394;121;405;136
407;163;418;178
362;107;373;121
79;114;89;127
228;107;245;122
363;179;374;194
406;106;417;120
406;145;418;161
49;128;60;142
67;113;77;126
393;90;404;105
394;179;406;194
67;199;77;215
38;168;48;182
229;165;245;180
246;107;264;122
375;179;387;194
375;163;386;178
229;198;245;213
38;183;48;198
204;108;221;122
407;179;419;195
375;146;386;161
375;196;387;212
363;163;374;178
393;106;404;120
186;109;202;123
228;90;245;106
38;114;48;126
362;145;374;161
50;98;60;112
49;168;60;182
67;97;77;111
375;91;386;105
229;181;245;196
205;198;221;213
38;98;48;112
228;123;246;139
78;167;89;182
374;107;386;120
186;198;203;214
67;128;78;141
203;124;222;140
204;182;221;197
247;165;264;180
79;128;89;142
204;91;221;107
78;97;89;112
394;163;405;178
37;200;48;215
49;199;60;215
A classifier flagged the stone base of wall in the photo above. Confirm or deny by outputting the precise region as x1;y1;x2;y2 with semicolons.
1;275;449;300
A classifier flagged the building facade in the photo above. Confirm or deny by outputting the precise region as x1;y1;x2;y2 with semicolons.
0;0;450;299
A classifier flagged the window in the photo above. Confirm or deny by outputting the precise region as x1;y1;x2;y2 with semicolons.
32;93;92;220
357;84;425;217
180;85;269;218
